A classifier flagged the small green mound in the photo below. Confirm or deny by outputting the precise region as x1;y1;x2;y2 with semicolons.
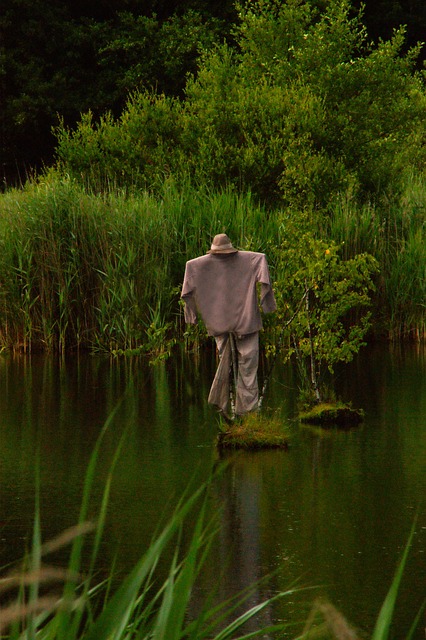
216;412;290;450
299;402;364;428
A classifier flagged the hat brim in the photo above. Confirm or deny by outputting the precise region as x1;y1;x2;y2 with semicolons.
207;247;238;254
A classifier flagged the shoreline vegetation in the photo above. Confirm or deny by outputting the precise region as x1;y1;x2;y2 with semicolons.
0;174;424;357
0;0;425;358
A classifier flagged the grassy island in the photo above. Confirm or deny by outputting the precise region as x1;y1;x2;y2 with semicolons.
299;402;364;428
216;412;290;451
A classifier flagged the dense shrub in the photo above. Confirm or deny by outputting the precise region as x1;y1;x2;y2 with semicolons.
55;0;426;209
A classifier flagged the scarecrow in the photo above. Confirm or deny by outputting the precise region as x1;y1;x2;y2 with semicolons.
181;233;276;420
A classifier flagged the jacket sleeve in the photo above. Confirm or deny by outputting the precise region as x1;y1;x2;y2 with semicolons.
181;262;198;324
260;283;277;314
258;255;277;314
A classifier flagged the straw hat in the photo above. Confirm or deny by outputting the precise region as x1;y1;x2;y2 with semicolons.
207;233;238;254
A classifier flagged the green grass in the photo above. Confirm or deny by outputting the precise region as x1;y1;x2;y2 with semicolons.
298;402;364;428
0;174;279;354
0;169;424;354
325;174;426;340
371;518;425;640
216;411;290;450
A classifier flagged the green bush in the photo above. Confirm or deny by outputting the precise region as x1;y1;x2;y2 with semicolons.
271;214;379;402
55;92;184;192
55;0;426;209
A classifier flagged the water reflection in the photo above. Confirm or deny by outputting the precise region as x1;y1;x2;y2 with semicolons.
0;345;425;637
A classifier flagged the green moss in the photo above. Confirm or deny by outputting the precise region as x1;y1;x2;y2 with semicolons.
299;402;364;428
216;412;290;450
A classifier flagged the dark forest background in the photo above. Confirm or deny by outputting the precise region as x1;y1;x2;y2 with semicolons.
2;0;426;186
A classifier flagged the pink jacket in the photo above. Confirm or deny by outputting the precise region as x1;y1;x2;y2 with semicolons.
181;251;276;336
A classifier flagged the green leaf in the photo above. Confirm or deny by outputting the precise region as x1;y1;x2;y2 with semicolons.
371;519;417;640
82;483;207;640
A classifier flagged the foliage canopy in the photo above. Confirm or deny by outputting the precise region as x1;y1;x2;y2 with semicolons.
55;0;426;209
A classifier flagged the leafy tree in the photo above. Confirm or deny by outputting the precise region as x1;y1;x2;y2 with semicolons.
55;91;184;190
272;216;379;403
353;0;426;65
95;9;227;98
207;0;426;204
1;0;235;185
55;0;426;209
1;0;110;181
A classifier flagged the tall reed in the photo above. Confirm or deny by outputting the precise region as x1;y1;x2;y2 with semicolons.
0;170;424;353
0;174;279;353
325;174;426;340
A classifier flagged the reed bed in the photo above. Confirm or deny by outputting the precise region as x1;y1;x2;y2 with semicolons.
0;175;278;353
0;171;424;353
324;175;426;340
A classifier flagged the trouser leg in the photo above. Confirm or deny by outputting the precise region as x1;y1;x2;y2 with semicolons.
208;334;231;417
208;332;259;418
235;332;259;415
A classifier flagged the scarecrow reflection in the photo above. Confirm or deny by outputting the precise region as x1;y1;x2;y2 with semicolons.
214;453;274;636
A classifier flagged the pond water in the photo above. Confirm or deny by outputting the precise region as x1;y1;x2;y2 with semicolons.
0;344;425;637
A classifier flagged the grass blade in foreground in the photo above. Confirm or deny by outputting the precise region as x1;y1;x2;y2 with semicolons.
371;519;419;640
82;484;208;640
